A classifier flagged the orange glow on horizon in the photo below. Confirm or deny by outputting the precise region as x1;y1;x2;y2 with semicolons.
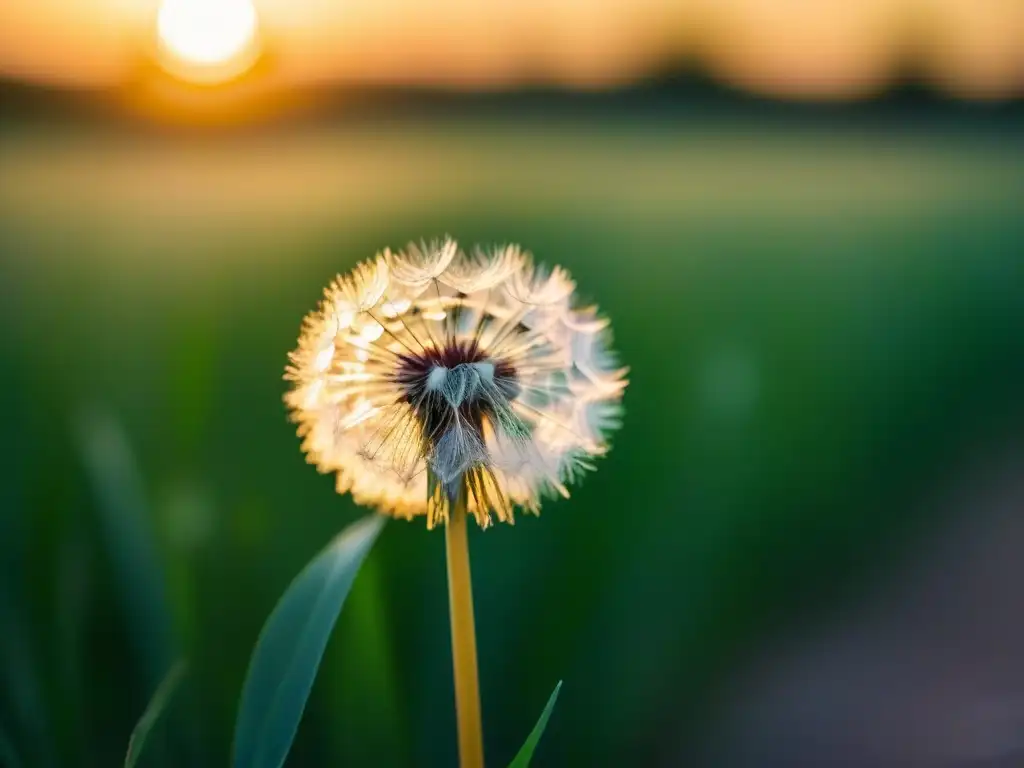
0;0;1019;100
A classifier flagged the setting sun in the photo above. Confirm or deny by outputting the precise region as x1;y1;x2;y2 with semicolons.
156;0;260;83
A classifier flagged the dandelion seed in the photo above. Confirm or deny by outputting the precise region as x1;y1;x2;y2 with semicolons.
285;237;627;529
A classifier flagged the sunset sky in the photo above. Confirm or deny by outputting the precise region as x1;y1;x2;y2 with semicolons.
0;0;1020;99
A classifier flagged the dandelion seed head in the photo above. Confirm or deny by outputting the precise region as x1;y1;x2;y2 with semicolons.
285;238;627;528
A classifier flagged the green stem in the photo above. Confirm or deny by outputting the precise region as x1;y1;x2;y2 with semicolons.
445;496;484;768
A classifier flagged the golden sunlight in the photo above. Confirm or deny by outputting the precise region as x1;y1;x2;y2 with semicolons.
156;0;260;83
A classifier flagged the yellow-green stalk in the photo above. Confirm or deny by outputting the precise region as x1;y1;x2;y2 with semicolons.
445;496;484;768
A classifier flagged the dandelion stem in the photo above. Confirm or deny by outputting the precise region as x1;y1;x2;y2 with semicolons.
445;495;485;768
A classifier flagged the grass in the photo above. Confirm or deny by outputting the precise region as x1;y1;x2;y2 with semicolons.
0;111;1022;766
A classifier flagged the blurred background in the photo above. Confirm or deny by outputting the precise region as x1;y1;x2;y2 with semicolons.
1;1;1023;766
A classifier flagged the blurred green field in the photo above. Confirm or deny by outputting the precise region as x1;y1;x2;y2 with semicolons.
1;115;1023;767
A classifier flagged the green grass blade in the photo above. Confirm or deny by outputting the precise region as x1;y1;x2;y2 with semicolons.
75;409;176;689
232;514;386;768
508;681;562;768
125;661;187;768
0;589;56;768
0;728;23;768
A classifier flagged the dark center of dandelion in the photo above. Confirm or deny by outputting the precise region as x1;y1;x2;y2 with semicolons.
395;341;519;434
393;340;521;494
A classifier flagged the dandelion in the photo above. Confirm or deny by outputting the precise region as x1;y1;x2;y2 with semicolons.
286;238;627;529
285;238;627;767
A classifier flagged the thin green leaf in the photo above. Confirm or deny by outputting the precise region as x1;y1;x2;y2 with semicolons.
232;514;386;768
125;661;187;768
0;590;56;768
508;681;562;768
0;727;23;768
75;409;176;689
